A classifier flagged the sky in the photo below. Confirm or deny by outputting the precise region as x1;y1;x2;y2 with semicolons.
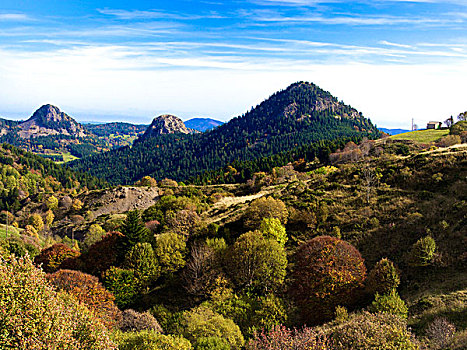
0;0;466;128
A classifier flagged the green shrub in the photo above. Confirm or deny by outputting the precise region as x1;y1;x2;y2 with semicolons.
182;306;244;349
114;330;191;350
366;258;400;295
103;267;139;309
195;336;230;350
370;290;408;319
332;311;418;350
409;236;436;266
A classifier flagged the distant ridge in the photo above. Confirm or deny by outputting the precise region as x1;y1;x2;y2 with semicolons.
379;128;411;135
185;118;224;132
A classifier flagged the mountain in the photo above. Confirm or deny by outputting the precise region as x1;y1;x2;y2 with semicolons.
17;104;87;138
379;127;410;135
140;114;191;140
185;118;224;132
70;82;380;184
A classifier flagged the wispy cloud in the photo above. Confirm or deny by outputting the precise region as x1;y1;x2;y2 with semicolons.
0;13;30;21
97;8;224;20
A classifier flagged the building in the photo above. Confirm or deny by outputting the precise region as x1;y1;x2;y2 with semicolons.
426;121;442;129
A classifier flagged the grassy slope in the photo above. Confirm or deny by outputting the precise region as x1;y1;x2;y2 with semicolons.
390;129;449;143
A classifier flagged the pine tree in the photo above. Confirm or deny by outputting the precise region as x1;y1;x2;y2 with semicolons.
119;211;150;257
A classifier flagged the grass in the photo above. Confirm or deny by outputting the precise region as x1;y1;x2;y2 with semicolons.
390;129;449;143
0;224;23;240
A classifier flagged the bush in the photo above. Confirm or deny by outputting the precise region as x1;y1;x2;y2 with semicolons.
370;290;408;319
0;254;116;349
437;134;461;147
182;306;244;349
114;330;191;350
119;309;163;333
425;317;456;350
247;325;330;350
332;312;418;350
34;243;80;273
409;236;436;266
366;258;400;295
195;336;230;350
290;236;366;324
47;269;122;328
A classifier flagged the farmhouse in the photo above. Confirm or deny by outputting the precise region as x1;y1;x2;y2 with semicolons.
426;121;442;129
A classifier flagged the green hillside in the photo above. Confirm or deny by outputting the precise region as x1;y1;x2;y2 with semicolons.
390;129;449;143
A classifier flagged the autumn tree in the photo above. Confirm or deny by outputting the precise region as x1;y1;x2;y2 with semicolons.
34;243;80;273
83;223;107;249
227;231;287;292
290;236;367;324
47;269;122;328
28;213;44;232
259;217;287;246
409;236;436;266
244;197;288;229
46;195;59;210
103;266;139;309
81;231;123;276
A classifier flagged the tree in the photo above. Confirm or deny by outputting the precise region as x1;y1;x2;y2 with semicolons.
290;236;367;324
72;198;83;211
166;209;201;237
47;269;122;328
244;197;288;229
0;255;116;349
28;213;44;232
182;306;244;349
45;209;54;227
46;195;59;210
114;330;191;350
83;223;107;249
259;217;287;246
154;232;187;274
34;243;80;273
227;231;287;292
458;111;467;121
444;116;454;128
366;258;400;295
121;211;150;250
124;242;160;288
103;267;139;309
81;231;123;276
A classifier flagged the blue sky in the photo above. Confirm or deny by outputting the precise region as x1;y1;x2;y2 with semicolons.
0;0;466;128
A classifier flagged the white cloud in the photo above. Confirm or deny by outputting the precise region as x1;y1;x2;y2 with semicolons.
0;45;465;128
0;13;30;21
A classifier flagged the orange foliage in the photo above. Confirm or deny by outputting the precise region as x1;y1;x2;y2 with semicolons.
34;244;80;273
47;269;122;328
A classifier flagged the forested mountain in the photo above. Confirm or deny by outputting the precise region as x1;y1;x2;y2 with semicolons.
70;82;380;184
185;118;224;131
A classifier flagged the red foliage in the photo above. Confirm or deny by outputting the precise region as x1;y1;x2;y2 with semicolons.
290;236;366;324
247;325;330;350
47;269;122;328
34;243;80;273
81;231;124;276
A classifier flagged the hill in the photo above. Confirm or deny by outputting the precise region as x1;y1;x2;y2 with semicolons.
70;82;380;184
185;118;224;132
390;129;449;143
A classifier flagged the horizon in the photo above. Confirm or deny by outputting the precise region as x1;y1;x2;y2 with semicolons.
0;0;466;128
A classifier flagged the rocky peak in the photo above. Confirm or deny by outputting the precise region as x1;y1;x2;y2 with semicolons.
18;104;87;138
142;115;191;139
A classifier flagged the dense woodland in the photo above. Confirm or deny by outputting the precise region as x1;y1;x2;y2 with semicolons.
69;82;380;184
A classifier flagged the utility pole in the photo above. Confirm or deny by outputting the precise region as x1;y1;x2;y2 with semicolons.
412;118;414;131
